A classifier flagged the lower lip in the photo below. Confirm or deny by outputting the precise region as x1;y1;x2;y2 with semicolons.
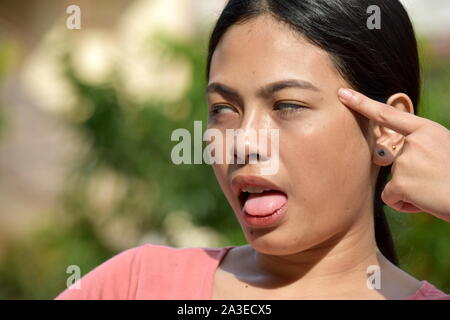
242;202;288;228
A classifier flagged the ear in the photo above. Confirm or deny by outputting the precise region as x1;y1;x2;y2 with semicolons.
373;93;415;166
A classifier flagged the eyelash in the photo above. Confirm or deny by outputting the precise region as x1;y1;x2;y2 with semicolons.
209;105;234;116
273;102;307;116
209;102;307;117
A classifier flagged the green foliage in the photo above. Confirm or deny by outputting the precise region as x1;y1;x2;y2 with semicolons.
61;34;246;239
0;41;12;138
386;208;450;292
0;216;114;299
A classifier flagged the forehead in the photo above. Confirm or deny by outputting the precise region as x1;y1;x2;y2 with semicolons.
209;15;340;87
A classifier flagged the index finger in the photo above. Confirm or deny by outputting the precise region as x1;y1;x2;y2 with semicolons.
338;88;426;136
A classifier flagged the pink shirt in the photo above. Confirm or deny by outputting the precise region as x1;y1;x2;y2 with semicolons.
55;243;450;300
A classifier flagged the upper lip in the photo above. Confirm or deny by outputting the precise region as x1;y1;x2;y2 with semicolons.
231;174;286;198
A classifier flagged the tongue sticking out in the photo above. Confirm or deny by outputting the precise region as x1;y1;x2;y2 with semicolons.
243;191;287;216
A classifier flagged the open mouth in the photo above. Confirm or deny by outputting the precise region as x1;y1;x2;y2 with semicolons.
238;190;250;208
238;188;288;217
238;189;284;207
231;175;288;217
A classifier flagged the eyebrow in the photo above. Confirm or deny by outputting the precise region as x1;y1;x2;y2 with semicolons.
206;79;320;104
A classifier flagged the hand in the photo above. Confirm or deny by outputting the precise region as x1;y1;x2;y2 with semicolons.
338;88;450;222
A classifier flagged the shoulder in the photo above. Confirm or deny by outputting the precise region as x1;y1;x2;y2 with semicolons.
54;243;149;300
134;243;232;273
54;243;232;300
134;244;234;299
404;280;450;300
138;243;229;260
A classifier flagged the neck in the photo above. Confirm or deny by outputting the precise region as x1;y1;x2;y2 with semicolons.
250;210;385;297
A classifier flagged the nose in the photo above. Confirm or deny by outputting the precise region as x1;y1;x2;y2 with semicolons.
233;135;262;164
231;112;272;165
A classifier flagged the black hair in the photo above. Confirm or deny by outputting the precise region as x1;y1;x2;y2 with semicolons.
206;0;421;266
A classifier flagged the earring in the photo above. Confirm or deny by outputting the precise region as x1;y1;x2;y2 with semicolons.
392;145;397;150
378;149;385;157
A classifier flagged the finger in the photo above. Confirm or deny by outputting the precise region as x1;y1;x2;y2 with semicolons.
396;202;422;213
338;88;426;136
382;181;422;213
381;180;403;208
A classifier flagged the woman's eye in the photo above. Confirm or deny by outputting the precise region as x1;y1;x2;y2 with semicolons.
274;102;307;115
209;104;236;116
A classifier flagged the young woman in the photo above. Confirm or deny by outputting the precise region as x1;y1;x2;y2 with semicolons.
56;0;450;300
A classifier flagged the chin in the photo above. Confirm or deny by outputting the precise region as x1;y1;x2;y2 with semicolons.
243;229;308;256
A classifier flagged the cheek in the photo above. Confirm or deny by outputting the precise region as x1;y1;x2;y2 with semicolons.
212;163;240;211
281;109;372;202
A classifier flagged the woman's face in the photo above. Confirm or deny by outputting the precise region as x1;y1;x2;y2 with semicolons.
207;15;378;255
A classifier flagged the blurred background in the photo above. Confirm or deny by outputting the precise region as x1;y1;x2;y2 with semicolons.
0;0;448;299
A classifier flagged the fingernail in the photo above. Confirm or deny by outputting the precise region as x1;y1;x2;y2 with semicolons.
338;88;353;100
